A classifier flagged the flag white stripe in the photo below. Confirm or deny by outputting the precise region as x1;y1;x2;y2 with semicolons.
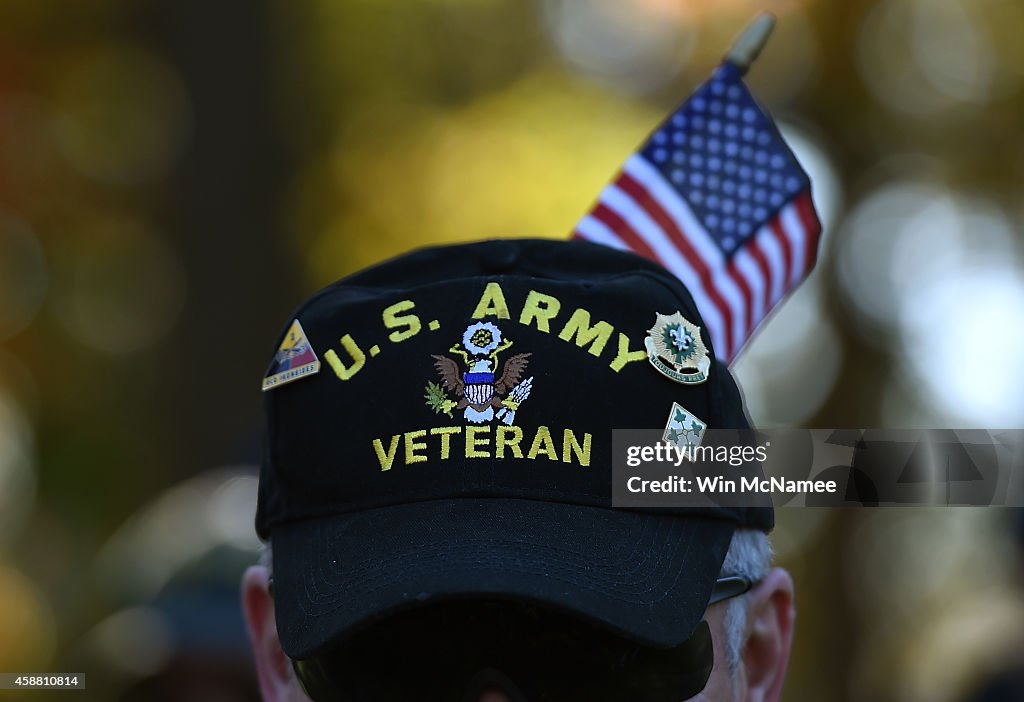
574;215;631;252
780;204;807;287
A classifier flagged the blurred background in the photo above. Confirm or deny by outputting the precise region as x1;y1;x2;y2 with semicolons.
0;0;1023;700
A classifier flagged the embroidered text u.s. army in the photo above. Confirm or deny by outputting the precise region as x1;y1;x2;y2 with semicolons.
321;282;649;382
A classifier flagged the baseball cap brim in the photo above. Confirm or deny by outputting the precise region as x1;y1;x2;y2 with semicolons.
270;498;735;661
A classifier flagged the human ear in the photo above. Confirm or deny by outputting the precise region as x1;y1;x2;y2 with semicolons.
242;565;297;701
741;568;796;702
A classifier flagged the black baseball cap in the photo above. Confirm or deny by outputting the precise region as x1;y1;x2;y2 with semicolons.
256;238;772;661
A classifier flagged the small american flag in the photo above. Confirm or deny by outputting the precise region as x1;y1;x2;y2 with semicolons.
573;61;822;364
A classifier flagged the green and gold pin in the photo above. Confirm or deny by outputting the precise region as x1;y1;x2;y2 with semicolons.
645;311;711;385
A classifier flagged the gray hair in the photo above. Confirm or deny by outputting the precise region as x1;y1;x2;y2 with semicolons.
257;527;771;671
718;528;773;672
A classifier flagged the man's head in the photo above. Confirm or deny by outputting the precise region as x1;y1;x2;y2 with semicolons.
244;239;796;701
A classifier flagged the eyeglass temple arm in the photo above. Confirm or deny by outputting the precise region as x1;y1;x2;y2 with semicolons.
707;575;756;607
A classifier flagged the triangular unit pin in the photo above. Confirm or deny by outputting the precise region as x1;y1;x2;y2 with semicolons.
261;319;321;391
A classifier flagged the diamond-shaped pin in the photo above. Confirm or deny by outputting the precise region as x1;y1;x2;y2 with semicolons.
662;402;707;454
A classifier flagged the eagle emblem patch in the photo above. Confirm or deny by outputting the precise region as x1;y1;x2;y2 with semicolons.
424;321;533;425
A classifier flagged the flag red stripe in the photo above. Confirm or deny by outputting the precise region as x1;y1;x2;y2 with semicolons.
725;259;755;337
795;192;821;270
615;172;737;359
591;202;663;267
747;239;775;320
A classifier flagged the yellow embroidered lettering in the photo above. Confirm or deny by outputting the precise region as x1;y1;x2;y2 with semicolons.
466;425;491;459
372;435;401;471
496;425;524;458
430;426;461;460
519;291;561;333
557;308;613;357
609;333;648;372
562;429;592;466
471;282;511;320
527;426;557;460
404;430;428;464
325;334;366;380
382;300;422;342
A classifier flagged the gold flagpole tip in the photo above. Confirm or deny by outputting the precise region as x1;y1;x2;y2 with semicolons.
724;12;776;74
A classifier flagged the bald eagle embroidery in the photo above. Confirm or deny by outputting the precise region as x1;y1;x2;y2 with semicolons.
424;322;534;425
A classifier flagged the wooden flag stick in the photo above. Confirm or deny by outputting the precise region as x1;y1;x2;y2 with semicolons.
724;12;776;74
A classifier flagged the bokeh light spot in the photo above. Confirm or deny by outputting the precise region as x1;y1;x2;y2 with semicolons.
910;0;996;104
734;285;842;426
542;0;696;95
0;390;36;553
55;218;187;356
901;268;1024;426
0;214;47;340
0;564;55;670
87;606;174;678
53;44;191;185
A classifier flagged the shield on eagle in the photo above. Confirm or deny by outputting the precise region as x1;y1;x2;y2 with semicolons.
463;372;495;405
